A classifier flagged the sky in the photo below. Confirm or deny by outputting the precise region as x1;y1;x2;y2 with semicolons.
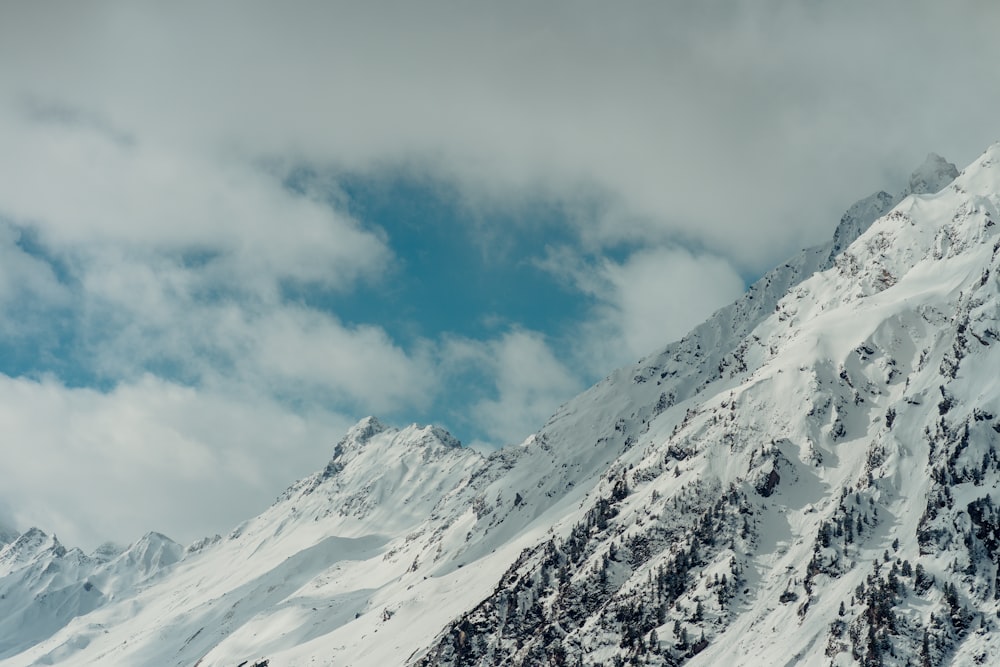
0;1;998;551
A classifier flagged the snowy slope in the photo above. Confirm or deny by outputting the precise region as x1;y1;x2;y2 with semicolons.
418;145;1000;666
0;528;181;661
5;145;999;666
2;421;485;666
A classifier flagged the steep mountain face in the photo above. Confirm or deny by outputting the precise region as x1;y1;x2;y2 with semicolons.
3;145;999;666
417;147;1000;666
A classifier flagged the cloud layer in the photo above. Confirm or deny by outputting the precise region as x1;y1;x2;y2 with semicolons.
4;2;996;267
0;374;352;549
0;1;997;549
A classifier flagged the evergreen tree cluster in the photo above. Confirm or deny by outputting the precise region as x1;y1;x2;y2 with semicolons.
418;474;752;666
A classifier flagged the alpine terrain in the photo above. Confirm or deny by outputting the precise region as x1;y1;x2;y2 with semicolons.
5;144;1000;666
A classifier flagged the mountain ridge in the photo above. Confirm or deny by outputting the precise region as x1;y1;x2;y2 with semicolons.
4;145;1000;666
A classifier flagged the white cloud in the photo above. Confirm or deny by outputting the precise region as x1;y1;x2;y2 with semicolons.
444;329;583;447
0;373;352;551
542;245;746;372
595;248;745;362
0;103;437;413
72;261;439;415
246;306;439;414
2;2;996;270
0;223;69;309
0;106;390;294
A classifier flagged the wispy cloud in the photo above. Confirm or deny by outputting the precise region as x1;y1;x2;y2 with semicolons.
0;105;390;291
539;245;746;373
3;2;995;269
443;329;583;448
0;223;71;313
0;374;353;550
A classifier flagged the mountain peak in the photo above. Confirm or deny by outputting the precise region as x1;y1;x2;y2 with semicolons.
344;415;389;446
118;531;183;574
2;526;48;555
136;530;177;546
90;541;125;563
826;152;958;264
324;416;390;470
330;417;461;464
426;424;462;449
905;152;959;195
0;526;63;573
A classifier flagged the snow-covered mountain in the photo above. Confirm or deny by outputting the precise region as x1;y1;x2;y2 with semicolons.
5;144;1000;666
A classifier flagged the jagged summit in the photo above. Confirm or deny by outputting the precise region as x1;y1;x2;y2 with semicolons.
324;418;465;480
827;151;957;263
5;144;1000;667
340;415;462;451
117;531;183;573
89;541;124;564
906;152;960;195
7;526;45;545
827;189;897;261
344;415;389;444
323;416;392;475
0;527;63;574
427;424;463;449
